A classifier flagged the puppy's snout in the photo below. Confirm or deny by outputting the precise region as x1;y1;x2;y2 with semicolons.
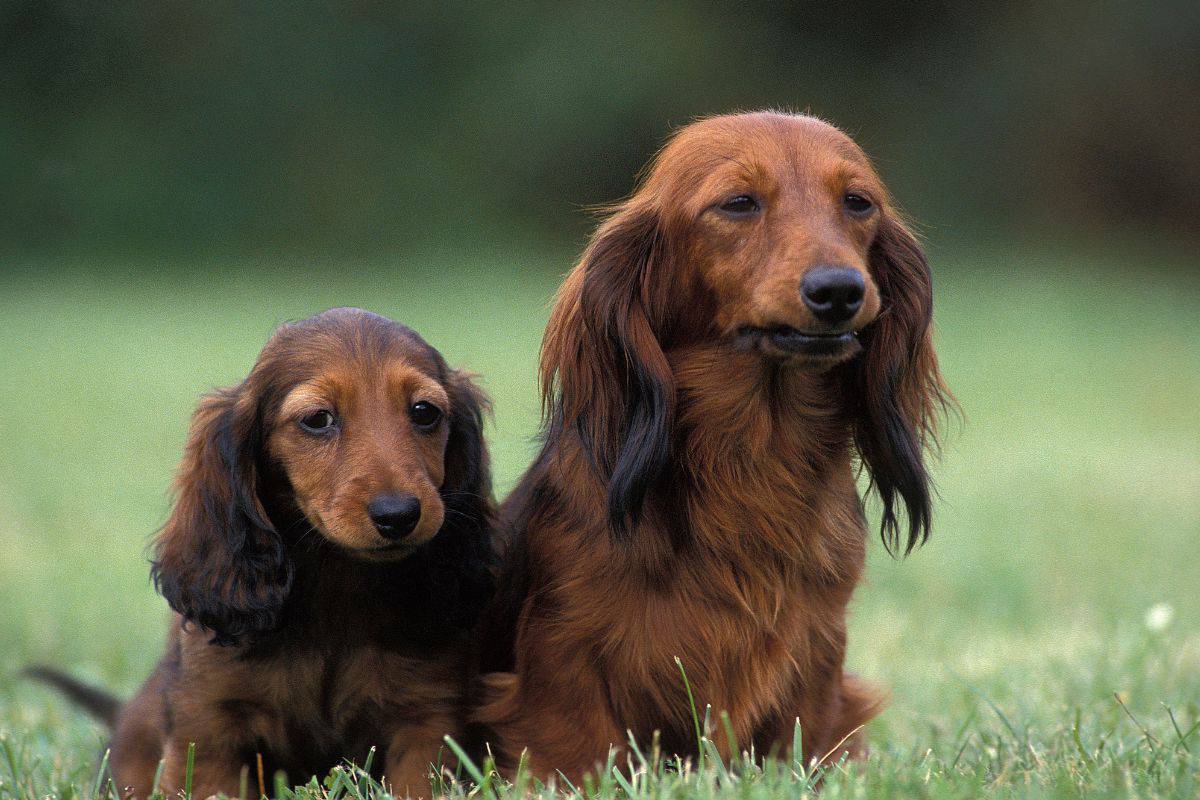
367;493;422;541
800;266;865;325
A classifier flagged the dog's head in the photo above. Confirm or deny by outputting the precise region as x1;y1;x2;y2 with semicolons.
151;308;491;644
542;112;948;552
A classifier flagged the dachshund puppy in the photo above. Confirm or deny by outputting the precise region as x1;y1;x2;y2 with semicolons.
35;308;494;799
477;112;949;780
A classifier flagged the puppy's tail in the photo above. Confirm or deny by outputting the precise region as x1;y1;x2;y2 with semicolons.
23;666;121;728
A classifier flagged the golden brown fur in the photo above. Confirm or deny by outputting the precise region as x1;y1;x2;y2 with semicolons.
475;112;948;781
53;309;495;799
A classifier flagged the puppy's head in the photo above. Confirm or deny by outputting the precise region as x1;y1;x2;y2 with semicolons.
152;308;490;644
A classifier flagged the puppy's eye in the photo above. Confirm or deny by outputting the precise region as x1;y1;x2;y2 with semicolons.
718;195;760;215
410;401;443;430
299;410;336;433
843;193;874;215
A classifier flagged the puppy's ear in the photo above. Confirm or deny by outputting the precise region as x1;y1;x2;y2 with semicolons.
850;214;951;555
540;203;675;537
426;368;495;629
441;369;492;521
151;385;292;645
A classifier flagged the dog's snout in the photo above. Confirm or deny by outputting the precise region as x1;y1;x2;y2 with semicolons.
800;266;865;325
367;493;422;540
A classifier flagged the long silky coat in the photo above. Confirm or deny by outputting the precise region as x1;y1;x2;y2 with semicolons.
476;112;949;781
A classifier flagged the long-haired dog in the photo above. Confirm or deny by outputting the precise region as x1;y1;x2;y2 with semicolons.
32;308;494;799
476;112;949;779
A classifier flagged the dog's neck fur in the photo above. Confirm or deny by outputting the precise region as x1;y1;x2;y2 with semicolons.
526;342;866;601
507;343;868;751
670;344;850;459
649;344;865;581
234;512;480;656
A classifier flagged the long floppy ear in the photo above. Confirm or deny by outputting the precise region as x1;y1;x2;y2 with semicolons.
441;368;493;522
851;214;951;555
425;368;495;630
541;203;675;537
150;385;292;645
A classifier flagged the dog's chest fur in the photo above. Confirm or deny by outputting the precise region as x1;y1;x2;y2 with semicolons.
544;352;867;752
169;562;463;776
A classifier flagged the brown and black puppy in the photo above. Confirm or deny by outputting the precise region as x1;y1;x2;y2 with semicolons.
476;112;949;781
34;308;494;799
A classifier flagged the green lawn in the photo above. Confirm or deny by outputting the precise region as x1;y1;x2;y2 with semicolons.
1;247;1197;799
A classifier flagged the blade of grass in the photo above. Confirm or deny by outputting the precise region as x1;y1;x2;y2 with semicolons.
1114;692;1161;759
817;725;865;767
675;656;704;769
719;710;739;765
950;730;974;771
701;738;729;784
790;718;805;777
554;768;580;796
91;749;111;800
441;736;486;787
609;764;636;797
626;729;649;773
1163;704;1197;753
272;769;289;799
1071;707;1094;766
3;736;23;788
183;743;196;800
959;680;1021;744
151;759;166;799
361;747;375;776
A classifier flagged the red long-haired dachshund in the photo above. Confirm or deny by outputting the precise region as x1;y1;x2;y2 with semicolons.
32;308;494;799
476;112;949;779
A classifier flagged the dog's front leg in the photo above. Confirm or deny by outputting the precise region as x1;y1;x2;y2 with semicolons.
383;713;457;800
158;738;251;800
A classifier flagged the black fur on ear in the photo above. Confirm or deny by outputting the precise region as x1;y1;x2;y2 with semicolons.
441;368;492;520
846;214;950;555
539;203;676;538
419;364;496;630
150;385;293;645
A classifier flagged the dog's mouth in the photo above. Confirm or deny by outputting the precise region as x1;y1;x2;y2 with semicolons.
352;538;422;561
315;526;423;561
736;325;861;360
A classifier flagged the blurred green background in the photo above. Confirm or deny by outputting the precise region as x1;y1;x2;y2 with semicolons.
3;1;1199;257
1;2;1198;796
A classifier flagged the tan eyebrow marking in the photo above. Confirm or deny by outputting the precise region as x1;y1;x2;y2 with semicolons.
387;364;449;410
280;384;332;419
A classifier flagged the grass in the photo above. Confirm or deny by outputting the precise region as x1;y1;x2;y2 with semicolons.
0;244;1197;798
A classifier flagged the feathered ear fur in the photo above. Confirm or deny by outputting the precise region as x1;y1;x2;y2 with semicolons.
849;214;950;555
422;367;495;630
151;385;292;645
540;203;676;537
441;368;493;526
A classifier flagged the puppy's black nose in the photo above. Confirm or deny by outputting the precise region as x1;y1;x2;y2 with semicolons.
367;493;421;540
800;266;865;325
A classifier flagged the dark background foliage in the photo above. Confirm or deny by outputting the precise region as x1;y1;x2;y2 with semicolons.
3;1;1198;261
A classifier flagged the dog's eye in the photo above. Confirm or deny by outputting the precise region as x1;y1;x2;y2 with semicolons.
299;410;336;433
410;401;443;430
843;193;874;215
718;195;760;215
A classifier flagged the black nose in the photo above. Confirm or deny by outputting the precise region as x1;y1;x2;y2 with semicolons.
800;266;865;325
367;493;421;540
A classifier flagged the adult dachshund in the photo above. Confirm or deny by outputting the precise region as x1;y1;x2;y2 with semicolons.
32;308;494;799
477;112;949;780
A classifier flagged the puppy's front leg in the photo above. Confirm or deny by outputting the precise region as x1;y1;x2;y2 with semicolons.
159;739;250;800
384;713;456;800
